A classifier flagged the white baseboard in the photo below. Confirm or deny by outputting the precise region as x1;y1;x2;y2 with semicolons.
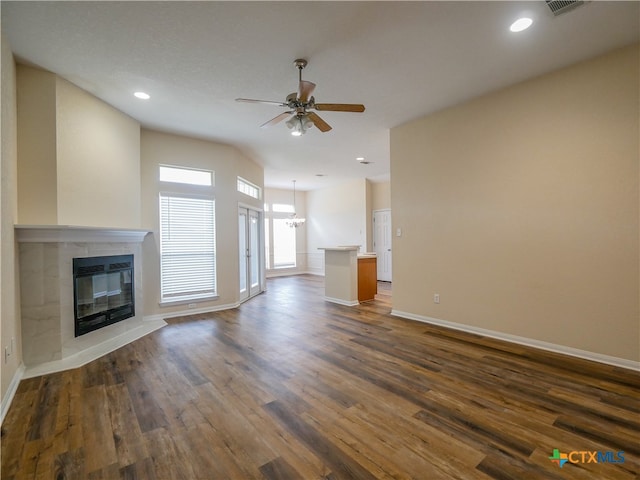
324;296;359;307
22;319;167;379
391;309;640;372
1;363;25;426
266;270;324;279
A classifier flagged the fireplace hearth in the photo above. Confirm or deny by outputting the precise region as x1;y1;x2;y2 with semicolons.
73;254;135;336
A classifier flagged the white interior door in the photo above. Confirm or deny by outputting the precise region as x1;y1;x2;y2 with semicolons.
239;206;263;302
373;209;392;282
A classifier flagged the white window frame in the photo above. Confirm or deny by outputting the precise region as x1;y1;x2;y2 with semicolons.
264;201;297;270
160;164;214;186
159;165;217;306
271;217;297;268
237;176;261;200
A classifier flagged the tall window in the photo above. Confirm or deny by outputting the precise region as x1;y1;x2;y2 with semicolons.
265;201;297;269
272;218;296;267
159;166;216;303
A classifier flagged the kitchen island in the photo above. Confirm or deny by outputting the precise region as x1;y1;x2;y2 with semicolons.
319;247;377;306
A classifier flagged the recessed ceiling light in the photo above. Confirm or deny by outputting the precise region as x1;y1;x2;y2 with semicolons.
134;91;150;100
510;17;533;32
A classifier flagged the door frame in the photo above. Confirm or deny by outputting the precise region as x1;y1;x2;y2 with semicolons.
238;203;265;303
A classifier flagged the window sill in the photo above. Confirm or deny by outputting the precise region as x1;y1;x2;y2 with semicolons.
159;294;219;308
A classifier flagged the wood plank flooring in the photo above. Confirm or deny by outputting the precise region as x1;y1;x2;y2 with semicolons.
2;275;639;479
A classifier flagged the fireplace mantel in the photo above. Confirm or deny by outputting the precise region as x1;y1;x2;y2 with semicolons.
15;225;150;243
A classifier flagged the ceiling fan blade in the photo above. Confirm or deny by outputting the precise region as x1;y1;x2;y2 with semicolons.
298;81;316;103
260;112;293;128
314;103;365;113
307;112;332;132
236;98;287;107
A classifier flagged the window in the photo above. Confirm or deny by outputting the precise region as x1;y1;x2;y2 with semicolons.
159;166;216;303
159;193;216;303
272;203;295;213
237;177;261;199
264;200;297;269
160;165;213;186
272;218;296;267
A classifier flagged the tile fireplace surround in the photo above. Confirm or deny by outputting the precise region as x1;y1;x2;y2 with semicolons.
15;225;166;377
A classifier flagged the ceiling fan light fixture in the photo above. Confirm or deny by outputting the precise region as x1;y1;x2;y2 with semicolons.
302;116;314;130
288;115;315;136
291;118;304;136
285;115;297;130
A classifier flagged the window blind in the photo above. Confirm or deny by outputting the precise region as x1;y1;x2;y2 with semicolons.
159;194;216;301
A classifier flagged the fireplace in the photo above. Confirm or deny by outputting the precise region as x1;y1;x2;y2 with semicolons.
73;254;135;337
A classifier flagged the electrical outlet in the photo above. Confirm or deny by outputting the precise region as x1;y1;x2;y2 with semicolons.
433;293;440;304
188;303;197;309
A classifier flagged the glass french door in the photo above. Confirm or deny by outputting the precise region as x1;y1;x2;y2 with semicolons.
239;207;263;302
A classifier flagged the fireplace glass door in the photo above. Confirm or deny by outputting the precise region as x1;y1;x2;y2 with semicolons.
73;254;135;336
76;271;133;318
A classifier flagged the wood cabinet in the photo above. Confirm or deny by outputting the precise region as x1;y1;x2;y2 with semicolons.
358;256;377;302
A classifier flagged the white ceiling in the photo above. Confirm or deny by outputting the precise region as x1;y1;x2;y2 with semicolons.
2;1;638;191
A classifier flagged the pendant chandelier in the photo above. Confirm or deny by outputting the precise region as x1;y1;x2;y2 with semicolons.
285;180;305;228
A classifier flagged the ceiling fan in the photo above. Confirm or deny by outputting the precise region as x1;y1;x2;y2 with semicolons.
235;59;365;136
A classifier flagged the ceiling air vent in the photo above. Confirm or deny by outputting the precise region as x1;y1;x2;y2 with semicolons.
545;0;584;16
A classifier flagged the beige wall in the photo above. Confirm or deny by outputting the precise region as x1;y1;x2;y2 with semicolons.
16;66;141;228
55;78;140;228
391;44;639;362
306;178;369;274
140;129;263;316
1;36;22;404
371;181;390;211
16;66;57;224
365;179;373;252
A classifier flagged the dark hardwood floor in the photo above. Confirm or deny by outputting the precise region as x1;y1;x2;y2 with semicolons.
2;275;639;479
